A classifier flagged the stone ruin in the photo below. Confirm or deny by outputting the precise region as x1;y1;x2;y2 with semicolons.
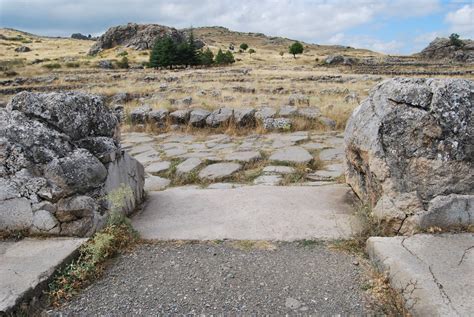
0;92;144;237
345;78;473;233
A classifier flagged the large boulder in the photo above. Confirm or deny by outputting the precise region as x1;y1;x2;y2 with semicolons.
419;37;474;63
89;23;204;55
0;92;145;236
345;78;473;233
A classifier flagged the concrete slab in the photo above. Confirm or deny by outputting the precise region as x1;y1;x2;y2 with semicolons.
132;185;359;241
367;234;474;317
0;238;86;313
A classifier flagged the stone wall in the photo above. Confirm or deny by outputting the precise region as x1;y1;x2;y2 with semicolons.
0;92;145;236
344;78;473;233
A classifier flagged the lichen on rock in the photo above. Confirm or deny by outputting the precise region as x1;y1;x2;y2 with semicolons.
0;91;145;236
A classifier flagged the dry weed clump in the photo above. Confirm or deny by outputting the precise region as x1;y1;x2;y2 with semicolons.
48;185;139;306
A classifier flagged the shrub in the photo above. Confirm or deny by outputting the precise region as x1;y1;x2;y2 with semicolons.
215;49;235;65
289;41;304;58
65;62;80;68
248;48;256;55
42;62;61;69
449;33;464;47
116;51;128;57
240;43;248;51
116;56;129;69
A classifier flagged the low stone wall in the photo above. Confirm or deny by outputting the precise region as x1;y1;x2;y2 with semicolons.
0;92;145;236
127;102;336;131
345;77;473;233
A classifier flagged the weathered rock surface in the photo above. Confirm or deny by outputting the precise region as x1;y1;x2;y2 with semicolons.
90;23;188;55
345;78;474;233
206;107;234;127
419;37;474;63
0;92;145;236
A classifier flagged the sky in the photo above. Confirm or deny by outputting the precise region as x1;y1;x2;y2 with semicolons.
0;0;473;54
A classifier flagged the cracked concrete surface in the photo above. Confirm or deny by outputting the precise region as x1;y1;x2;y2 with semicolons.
132;185;360;241
367;233;474;316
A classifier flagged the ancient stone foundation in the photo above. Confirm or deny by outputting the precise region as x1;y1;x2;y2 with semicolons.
345;78;473;233
0;92;145;236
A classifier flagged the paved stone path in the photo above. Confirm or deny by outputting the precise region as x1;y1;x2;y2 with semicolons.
367;233;474;316
133;185;360;241
122;131;346;190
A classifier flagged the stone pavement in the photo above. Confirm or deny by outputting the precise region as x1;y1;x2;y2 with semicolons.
0;238;86;313
367;233;474;316
132;184;360;241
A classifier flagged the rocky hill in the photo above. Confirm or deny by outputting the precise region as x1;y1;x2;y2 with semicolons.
89;23;190;55
419;37;474;63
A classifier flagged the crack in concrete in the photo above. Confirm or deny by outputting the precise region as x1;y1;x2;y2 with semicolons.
428;265;461;316
458;245;474;266
400;237;424;263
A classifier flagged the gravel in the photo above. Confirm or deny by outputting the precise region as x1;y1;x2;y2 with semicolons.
50;241;370;315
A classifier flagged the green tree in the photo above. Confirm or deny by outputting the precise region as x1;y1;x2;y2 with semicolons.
289;41;304;58
248;48;256;56
215;49;235;65
240;43;249;51
215;49;226;64
225;50;235;63
149;36;177;69
449;33;464;47
199;47;214;66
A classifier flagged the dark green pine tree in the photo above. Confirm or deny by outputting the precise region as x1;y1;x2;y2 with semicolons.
149;36;177;69
214;48;226;65
199;47;214;66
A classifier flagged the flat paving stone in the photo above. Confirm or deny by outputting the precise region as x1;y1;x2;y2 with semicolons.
263;165;296;174
269;146;313;164
133;149;161;165
128;144;156;156
176;157;202;175
367;234;474;317
0;238;86;313
253;174;282;186
302;142;326;150
319;148;344;161
132;185;359;240
144;175;171;191
224;151;262;163
198;163;242;181
145;161;171;174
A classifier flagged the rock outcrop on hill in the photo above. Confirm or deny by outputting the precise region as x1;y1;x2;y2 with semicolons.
345;78;473;233
0;92;145;236
89;23;203;55
419;37;474;63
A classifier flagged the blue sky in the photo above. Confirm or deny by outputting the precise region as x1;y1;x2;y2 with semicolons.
0;0;473;54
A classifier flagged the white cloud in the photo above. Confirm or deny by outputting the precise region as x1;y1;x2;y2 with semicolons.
445;4;474;38
0;0;443;54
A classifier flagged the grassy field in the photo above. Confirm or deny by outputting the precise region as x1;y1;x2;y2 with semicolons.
1;27;473;131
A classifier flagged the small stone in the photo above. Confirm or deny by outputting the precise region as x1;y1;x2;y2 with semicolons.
279;105;298;117
32;210;59;232
285;297;302;309
297;107;321;119
189;109;211;127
